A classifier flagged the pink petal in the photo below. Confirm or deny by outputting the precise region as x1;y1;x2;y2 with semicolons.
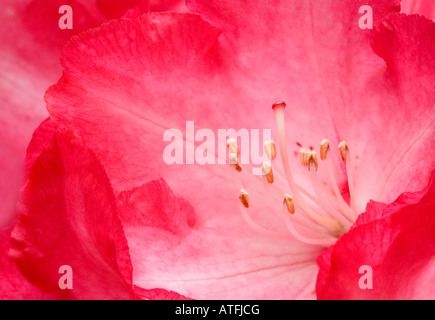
149;0;187;12
133;286;193;300
97;0;147;19
401;0;435;21
0;0;148;229
45;12;235;220
24;117;56;179
316;173;435;299
10;129;133;299
334;13;435;211
118;179;321;299
0;223;59;299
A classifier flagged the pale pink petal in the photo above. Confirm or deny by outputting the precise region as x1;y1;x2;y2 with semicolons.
401;0;435;21
118;179;321;299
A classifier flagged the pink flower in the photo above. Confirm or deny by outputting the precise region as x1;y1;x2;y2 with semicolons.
2;0;434;299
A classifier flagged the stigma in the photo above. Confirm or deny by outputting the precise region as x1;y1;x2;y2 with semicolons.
228;101;360;247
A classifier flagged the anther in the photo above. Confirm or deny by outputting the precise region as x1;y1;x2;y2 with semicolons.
300;149;310;168
239;189;250;208
283;193;295;214
262;161;274;184
320;139;330;161
227;138;239;155
229;153;242;172
310;151;319;171
300;149;318;171
338;141;349;162
264;140;277;160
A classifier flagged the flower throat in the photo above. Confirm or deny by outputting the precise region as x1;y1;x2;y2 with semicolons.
229;101;359;247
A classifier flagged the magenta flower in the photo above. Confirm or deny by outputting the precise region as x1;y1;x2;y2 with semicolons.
1;0;434;299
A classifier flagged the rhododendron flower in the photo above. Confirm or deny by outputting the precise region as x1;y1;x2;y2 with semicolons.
1;0;435;300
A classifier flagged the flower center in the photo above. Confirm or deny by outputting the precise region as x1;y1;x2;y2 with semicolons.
229;101;359;247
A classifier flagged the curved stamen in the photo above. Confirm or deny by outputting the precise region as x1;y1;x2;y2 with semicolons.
322;144;355;221
230;153;333;243
272;102;344;237
308;160;353;230
339;141;358;216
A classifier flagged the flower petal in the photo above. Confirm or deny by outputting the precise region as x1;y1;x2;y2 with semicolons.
118;179;321;299
10;129;133;299
0;0;149;228
24;117;56;179
316;173;435;299
401;0;435;21
0;223;59;299
133;286;193;300
360;14;435;205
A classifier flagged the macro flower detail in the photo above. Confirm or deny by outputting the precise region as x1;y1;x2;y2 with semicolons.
1;0;434;300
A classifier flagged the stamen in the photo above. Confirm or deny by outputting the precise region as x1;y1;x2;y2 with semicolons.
230;150;334;244
311;152;319;171
262;161;274;184
280;206;337;246
322;140;355;221
320;139;329;161
283;193;295;214
300;148;311;169
262;152;336;215
272;102;344;237
239;189;250;208
339;141;357;214
238;204;294;240
308;159;353;229
300;149;318;172
227;138;239;155
338;141;348;162
229;153;242;172
264;140;277;160
227;102;366;246
232;166;323;241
